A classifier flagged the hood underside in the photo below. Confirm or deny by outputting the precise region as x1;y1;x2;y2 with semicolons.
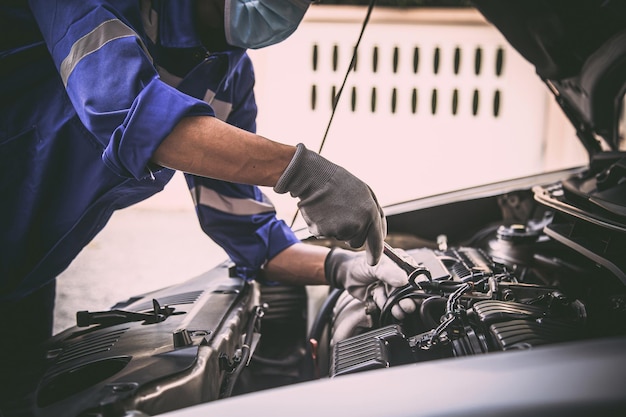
472;0;626;154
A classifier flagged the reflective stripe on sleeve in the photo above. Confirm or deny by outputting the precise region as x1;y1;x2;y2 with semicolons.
152;74;233;121
203;89;233;121
60;19;152;86
191;185;275;216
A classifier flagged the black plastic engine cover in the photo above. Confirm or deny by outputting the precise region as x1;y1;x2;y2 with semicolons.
470;299;582;352
329;325;414;377
24;261;258;417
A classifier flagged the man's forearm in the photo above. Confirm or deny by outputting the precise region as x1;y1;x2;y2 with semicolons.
152;115;296;186
263;243;330;286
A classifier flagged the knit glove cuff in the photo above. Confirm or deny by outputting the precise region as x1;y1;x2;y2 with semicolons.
273;143;337;197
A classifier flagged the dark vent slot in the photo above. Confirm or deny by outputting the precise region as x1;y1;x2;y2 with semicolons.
431;89;438;115
472;89;479;115
351;86;357;112
474;47;482;75
312;44;318;71
495;47;504;76
372;46;379;73
332;44;339;71
493;89;501;117
411;88;418;114
413;47;419;73
453;47;461;74
391;88;397;113
452;89;459;115
311;84;317;110
371;87;377;112
393;46;399;73
433;47;440;74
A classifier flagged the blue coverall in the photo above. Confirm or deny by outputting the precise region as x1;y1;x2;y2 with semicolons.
0;0;299;343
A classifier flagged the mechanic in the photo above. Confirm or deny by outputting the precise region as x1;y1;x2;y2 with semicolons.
0;0;414;394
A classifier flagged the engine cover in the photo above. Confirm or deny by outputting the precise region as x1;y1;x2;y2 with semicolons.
27;262;259;417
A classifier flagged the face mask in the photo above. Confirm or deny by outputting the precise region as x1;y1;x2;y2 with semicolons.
224;0;310;49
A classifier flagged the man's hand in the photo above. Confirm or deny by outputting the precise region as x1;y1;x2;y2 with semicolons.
324;247;417;320
274;143;386;265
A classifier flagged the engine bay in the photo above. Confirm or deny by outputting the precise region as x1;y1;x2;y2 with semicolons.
12;175;626;417
241;175;626;392
327;238;607;377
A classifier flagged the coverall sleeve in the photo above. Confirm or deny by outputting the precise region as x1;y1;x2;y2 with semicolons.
28;0;214;180
184;53;299;281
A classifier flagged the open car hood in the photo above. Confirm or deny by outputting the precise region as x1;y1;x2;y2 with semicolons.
472;0;626;155
472;0;626;233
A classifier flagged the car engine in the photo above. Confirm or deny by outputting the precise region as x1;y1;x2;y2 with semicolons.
328;241;592;377
321;182;626;380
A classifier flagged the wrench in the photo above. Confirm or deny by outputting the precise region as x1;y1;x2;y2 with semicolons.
383;242;432;286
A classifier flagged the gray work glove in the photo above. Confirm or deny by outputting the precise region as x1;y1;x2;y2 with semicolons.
325;247;417;320
274;143;386;265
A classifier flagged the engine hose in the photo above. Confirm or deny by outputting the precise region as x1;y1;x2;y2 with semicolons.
308;288;344;344
379;278;476;326
419;296;447;329
420;280;469;292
